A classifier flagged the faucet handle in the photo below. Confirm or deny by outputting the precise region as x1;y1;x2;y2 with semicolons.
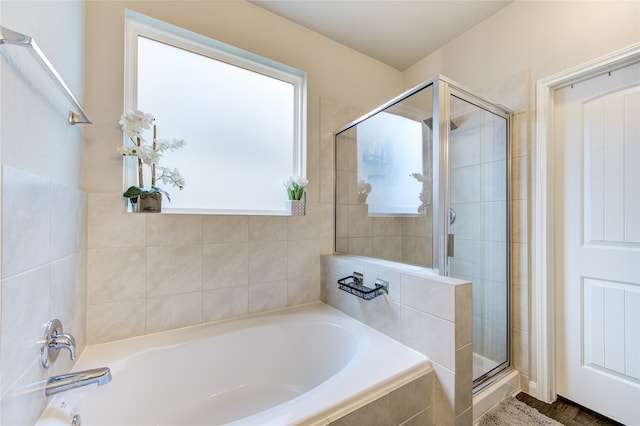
41;319;76;369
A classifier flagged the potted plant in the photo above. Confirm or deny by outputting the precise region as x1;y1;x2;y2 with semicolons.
283;175;308;215
118;110;186;212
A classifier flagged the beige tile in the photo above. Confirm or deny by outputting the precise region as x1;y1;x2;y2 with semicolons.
362;299;402;341
347;204;372;237
330;394;390;426
512;328;529;376
88;247;145;304
511;241;528;288
510;111;528;159
287;239;322;279
335;237;348;253
2;167;50;277
202;215;248;243
50;254;87;353
389;373;432;425
248;241;287;284
414;237;433;268
511;154;528;201
1;266;49;392
401;408;432;426
87;299;145;344
415;211;432;238
146;245;202;296
288;202;333;241
455;283;473;348
248;280;287;313
373;236;403;262
455;406;473;426
203;243;248;289
249;216;287;242
88;193;146;248
512;284;528;332
1;359;48;426
50;182;86;260
203;287;248;322
336;204;349;238
401;236;417;265
348;237;373;257
372;217;401;237
319;131;335;171
511;199;528;243
431;364;455;426
401;306;455;371
455;343;473;415
288;274;321;305
146;292;202;333
319;167;335;205
146;214;202;245
402;273;455;321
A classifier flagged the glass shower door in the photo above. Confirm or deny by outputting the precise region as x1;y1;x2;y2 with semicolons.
446;93;510;385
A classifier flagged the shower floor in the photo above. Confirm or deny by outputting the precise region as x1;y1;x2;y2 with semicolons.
473;352;501;381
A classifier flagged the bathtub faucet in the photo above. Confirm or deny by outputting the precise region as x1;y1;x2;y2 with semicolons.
45;367;112;397
40;319;76;368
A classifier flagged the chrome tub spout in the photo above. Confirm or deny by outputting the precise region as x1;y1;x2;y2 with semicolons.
45;367;112;397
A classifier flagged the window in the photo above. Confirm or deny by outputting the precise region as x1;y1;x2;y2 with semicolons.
357;111;424;215
124;10;306;214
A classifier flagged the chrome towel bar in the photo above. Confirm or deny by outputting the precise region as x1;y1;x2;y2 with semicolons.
0;26;92;125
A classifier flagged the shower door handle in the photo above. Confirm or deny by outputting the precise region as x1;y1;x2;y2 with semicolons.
447;233;454;257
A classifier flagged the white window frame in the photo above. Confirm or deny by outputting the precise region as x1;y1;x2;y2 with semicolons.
123;10;307;215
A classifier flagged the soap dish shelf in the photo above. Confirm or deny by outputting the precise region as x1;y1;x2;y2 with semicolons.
337;275;388;300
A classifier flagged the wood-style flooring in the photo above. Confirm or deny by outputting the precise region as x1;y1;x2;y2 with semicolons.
516;392;624;426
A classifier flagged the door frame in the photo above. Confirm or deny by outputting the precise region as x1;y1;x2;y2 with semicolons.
532;43;640;403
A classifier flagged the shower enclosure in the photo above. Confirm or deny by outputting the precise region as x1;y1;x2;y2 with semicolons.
334;75;511;388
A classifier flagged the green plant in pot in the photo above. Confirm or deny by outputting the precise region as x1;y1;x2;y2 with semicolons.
118;110;186;212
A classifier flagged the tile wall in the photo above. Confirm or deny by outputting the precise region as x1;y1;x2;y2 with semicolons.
448;107;509;372
321;254;472;426
86;194;333;344
0;166;87;425
335;119;433;268
330;372;433;426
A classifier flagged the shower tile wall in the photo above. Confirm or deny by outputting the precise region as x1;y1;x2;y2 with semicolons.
0;167;87;426
449;113;508;372
86;194;333;343
335;132;433;267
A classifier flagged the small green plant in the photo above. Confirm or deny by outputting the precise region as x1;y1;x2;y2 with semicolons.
283;175;308;200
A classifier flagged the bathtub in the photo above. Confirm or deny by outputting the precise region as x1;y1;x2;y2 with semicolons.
37;302;432;426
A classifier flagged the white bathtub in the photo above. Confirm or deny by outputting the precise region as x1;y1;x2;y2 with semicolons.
37;302;431;426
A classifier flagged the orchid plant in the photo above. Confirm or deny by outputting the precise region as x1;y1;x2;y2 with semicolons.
410;172;431;214
283;175;308;200
118;110;186;201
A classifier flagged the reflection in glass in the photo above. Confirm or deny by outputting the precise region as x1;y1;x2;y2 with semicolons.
335;85;433;266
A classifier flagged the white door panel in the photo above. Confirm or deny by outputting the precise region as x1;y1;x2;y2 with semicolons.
555;62;640;425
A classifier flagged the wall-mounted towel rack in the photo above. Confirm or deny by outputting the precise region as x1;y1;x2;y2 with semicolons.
0;26;92;125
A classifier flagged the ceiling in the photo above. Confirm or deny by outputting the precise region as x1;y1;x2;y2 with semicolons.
250;1;512;70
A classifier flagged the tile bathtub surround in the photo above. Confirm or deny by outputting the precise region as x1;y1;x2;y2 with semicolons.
329;371;433;426
321;254;472;426
1;167;87;426
86;193;332;344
